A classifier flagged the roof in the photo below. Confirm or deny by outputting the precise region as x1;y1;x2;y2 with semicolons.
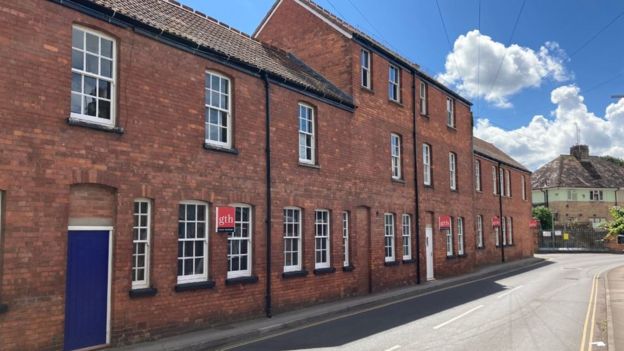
532;154;624;189
254;0;471;106
473;137;530;173
84;0;353;106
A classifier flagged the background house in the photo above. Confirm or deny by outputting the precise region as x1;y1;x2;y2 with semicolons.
532;144;624;228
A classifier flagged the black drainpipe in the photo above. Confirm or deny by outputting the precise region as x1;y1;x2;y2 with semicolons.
263;72;272;318
411;72;421;284
498;162;505;263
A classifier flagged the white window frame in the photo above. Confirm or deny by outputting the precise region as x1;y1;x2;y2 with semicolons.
457;217;464;255
298;103;315;164
227;203;252;279
70;25;116;127
384;213;395;262
283;207;302;272
391;133;402;179
402;214;412;260
505;170;511;197
499;168;505;197
501;216;507;246
177;201;209;284
446;219;454;256
492;166;498;195
361;49;371;89
475;160;481;191
590;190;603;201
508;217;513;245
132;199;151;289
342;211;350;267
388;65;400;102
446;97;455;127
495;226;500;246
205;71;232;148
476;215;483;248
314;209;331;269
420;81;427;115
449;152;457;190
423;143;432;186
522;175;527;200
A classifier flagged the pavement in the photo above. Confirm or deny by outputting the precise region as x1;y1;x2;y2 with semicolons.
111;256;548;351
607;265;624;351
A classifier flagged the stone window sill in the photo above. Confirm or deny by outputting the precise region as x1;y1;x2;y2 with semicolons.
384;260;400;266
391;178;406;184
129;287;158;298
66;117;124;134
203;143;239;155
225;276;259;285
402;258;416;264
313;267;336;275
299;162;321;170
342;265;355;272
282;270;308;279
174;280;215;292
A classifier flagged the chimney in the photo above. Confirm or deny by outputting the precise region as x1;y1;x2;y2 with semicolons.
570;144;590;160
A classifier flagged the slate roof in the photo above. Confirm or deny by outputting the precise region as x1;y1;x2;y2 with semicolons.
532;153;624;189
473;137;530;172
255;0;471;106
87;0;353;106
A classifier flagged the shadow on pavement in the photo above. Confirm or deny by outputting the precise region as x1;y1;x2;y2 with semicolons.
229;260;553;351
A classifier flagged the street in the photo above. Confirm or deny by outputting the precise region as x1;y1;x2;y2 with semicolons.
222;254;623;351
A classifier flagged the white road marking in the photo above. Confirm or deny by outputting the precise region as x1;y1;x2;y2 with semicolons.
259;323;283;332
384;345;401;351
433;305;484;330
497;285;524;299
591;341;606;347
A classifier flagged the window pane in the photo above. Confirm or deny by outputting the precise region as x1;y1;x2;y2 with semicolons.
86;33;99;53
83;96;97;116
84;76;97;96
98;80;110;99
72;49;84;70
101;38;113;58
86;53;98;74
97;100;110;119
71;93;82;114
101;58;112;78
72;28;84;49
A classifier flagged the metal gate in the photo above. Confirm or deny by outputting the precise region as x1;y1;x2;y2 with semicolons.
538;226;608;252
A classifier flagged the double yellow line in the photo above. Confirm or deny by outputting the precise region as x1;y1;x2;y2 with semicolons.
580;273;600;351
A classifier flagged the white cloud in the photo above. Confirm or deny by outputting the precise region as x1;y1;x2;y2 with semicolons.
438;30;571;108
475;85;624;170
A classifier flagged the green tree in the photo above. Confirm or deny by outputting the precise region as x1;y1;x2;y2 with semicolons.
602;206;624;239
532;206;553;230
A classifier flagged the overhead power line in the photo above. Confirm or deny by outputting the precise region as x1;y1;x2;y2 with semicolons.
435;0;454;52
486;0;527;98
569;9;624;58
344;0;398;52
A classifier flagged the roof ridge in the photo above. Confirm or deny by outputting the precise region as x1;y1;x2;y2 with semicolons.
299;0;420;69
162;0;253;41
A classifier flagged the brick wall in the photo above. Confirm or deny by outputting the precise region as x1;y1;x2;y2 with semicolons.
0;0;534;349
473;155;534;266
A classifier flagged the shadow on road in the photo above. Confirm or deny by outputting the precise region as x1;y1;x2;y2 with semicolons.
230;260;553;351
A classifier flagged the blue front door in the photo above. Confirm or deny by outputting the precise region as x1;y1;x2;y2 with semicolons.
64;230;110;351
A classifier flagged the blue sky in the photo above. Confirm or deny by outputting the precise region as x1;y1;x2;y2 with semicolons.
180;0;624;169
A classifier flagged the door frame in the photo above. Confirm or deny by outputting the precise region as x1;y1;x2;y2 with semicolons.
425;226;434;281
67;226;114;346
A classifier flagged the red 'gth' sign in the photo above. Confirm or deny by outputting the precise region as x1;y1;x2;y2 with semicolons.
438;215;451;230
216;207;235;233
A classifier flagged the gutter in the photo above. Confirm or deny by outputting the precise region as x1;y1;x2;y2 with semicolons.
263;72;272;318
51;0;355;112
498;162;505;263
411;72;421;284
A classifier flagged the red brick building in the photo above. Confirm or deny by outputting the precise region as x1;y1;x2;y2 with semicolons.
0;0;532;350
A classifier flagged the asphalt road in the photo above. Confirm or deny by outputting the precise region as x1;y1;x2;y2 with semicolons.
223;254;624;351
